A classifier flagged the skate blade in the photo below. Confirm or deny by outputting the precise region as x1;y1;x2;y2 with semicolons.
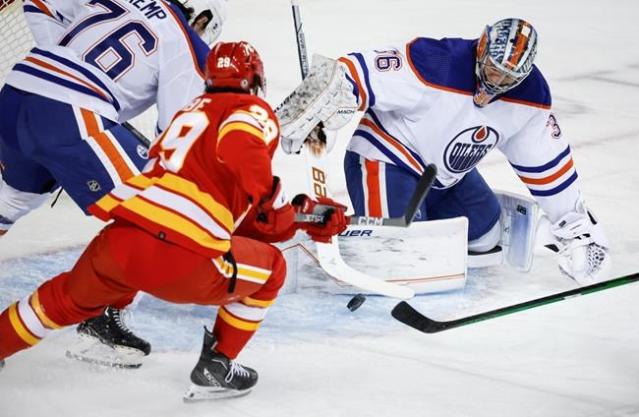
65;333;145;369
183;384;252;402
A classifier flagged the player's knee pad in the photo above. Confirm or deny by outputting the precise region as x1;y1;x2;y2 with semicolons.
263;246;287;294
0;179;52;233
468;221;501;253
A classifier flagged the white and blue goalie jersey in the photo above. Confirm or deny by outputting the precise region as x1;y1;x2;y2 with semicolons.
339;37;579;222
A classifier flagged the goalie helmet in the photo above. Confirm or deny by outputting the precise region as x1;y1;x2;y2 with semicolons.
205;41;265;96
182;0;227;45
474;18;538;107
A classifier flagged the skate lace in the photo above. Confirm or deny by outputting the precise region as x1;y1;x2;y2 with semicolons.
225;361;250;383
110;308;133;335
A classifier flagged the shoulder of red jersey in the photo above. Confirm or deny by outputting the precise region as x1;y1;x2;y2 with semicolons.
212;93;279;147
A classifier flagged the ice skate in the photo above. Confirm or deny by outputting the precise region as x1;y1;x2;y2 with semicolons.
183;328;258;402
66;307;151;369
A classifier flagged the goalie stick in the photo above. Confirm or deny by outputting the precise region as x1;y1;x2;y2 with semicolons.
391;272;639;333
296;164;437;227
288;0;421;299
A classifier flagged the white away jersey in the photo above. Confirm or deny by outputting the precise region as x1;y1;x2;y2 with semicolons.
340;37;579;222
7;0;209;132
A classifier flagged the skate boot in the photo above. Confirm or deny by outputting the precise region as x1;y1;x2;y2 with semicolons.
183;327;258;401
66;307;151;369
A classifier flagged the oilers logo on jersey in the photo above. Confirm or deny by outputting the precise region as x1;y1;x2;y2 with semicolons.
444;125;499;174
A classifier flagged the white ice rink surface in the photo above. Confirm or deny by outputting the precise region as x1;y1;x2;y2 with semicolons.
1;0;639;416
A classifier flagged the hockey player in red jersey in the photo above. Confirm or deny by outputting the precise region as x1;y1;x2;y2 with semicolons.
0;0;229;366
0;41;348;399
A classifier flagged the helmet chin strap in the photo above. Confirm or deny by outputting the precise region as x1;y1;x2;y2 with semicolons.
473;85;496;107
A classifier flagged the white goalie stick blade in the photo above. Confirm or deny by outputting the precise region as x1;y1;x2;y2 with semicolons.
310;165;437;299
315;241;415;299
183;384;252;402
65;332;145;369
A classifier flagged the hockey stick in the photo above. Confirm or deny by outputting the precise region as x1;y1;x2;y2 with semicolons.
289;0;414;299
296;164;437;227
123;121;151;147
291;0;310;78
391;272;639;333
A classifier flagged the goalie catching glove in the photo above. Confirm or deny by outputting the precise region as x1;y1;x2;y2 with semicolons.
550;201;611;285
276;55;358;155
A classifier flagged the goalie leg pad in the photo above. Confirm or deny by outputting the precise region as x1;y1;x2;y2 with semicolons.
495;191;540;271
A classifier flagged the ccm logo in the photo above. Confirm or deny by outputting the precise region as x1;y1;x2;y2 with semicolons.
338;229;373;237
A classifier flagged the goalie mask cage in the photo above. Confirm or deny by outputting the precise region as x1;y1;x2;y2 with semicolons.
0;0;158;140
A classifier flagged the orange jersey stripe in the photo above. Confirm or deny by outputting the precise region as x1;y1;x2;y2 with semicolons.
360;118;423;173
338;57;368;111
80;109;135;181
25;57;109;101
499;95;552;110
364;159;382;217
30;0;54;18
519;158;574;185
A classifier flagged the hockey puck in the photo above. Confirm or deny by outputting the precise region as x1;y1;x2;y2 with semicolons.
347;294;366;312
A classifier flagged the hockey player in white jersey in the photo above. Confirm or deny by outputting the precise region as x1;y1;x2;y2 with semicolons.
0;0;225;366
276;18;610;285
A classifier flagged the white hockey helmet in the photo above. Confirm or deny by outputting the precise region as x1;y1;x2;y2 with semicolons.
474;18;538;107
183;0;228;45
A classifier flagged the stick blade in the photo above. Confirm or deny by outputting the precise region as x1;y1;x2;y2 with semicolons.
317;242;415;299
391;301;447;333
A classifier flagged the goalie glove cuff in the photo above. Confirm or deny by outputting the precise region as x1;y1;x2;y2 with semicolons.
276;55;358;154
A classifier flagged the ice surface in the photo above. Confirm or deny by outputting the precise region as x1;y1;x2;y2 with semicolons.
1;0;639;416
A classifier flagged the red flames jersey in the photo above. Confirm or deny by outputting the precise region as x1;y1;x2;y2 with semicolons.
90;92;280;258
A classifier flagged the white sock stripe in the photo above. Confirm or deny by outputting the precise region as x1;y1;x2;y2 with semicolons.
72;106;89;138
17;296;49;338
378;162;389;217
224;302;269;322
360;155;369;216
83;135;122;185
103;130;141;176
